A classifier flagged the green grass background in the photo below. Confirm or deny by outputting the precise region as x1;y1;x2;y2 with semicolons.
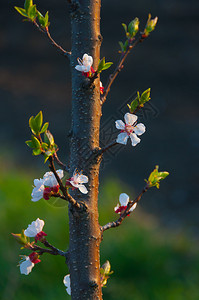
1;160;199;300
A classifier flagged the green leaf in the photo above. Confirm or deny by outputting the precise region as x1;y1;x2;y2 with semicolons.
102;62;113;71
32;148;42;156
140;88;151;105
101;261;111;274
34;111;43;133
29;116;37;135
40;122;49;134
44;11;49;27
147;165;169;189
25;140;34;148
128;18;139;37
28;4;37;21
24;0;33;12
31;135;41;149
97;57;113;73
97;57;105;73
11;230;30;245
123;39;129;52
119;41;124;52
129;98;139;113
144;14;158;36
44;152;51;163
14;7;28;18
37;11;45;27
41;142;49;150
44;130;54;146
122;23;127;33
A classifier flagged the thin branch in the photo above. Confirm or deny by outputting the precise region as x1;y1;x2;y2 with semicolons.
31;243;66;257
33;21;71;59
97;141;118;156
101;186;148;232
49;156;81;208
54;152;69;172
45;28;71;58
101;34;144;105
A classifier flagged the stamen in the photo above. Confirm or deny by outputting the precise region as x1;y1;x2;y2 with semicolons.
77;58;83;65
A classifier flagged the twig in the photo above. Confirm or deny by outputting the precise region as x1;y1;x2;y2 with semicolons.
45;28;71;58
101;34;144;105
31;244;66;257
101;186;148;232
54;152;69;172
49;156;81;208
97;141;118;156
33;21;71;59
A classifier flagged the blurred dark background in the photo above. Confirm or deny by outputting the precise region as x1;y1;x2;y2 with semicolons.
1;0;199;299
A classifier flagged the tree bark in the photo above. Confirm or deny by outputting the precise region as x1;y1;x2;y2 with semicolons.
68;0;102;299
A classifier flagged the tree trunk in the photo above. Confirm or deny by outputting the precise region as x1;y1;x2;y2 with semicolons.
68;0;102;299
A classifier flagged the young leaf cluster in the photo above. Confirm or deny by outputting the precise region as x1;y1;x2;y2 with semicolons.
143;14;158;37
146;166;169;189
100;260;114;287
12;230;30;247
97;57;113;73
26;111;57;163
15;0;49;28
119;17;139;53
127;88;151;113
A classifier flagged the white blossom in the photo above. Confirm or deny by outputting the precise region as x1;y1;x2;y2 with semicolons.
114;193;137;214
115;113;145;146
43;169;64;187
63;274;71;295
20;257;34;275
24;218;45;237
67;170;88;194
75;53;93;73
31;178;45;202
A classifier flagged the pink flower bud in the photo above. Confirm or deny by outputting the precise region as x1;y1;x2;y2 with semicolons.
29;252;41;264
43;187;51;200
35;231;47;243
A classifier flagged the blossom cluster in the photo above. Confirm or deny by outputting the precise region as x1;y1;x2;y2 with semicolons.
19;218;46;275
31;169;89;202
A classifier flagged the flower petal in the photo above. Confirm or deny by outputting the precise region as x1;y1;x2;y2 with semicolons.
20;258;34;275
78;185;88;194
24;218;45;237
116;132;129;145
114;204;120;212
129;203;137;212
115;120;125;130
63;274;71;295
119;193;129;206
78;175;88;184
75;65;85;72
63;274;70;288
124;113;137;125
130;133;141;146
134;123;146;136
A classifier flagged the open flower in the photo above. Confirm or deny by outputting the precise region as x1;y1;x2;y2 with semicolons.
31;169;64;202
43;170;64;187
75;53;94;77
63;274;71;295
19;252;40;275
114;193;137;215
115;113;145;146
66;170;88;194
24;218;47;243
31;179;45;202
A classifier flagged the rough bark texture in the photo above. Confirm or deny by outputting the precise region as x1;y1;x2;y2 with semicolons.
68;0;102;299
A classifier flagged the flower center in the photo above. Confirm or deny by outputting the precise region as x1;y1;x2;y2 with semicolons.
125;124;134;136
